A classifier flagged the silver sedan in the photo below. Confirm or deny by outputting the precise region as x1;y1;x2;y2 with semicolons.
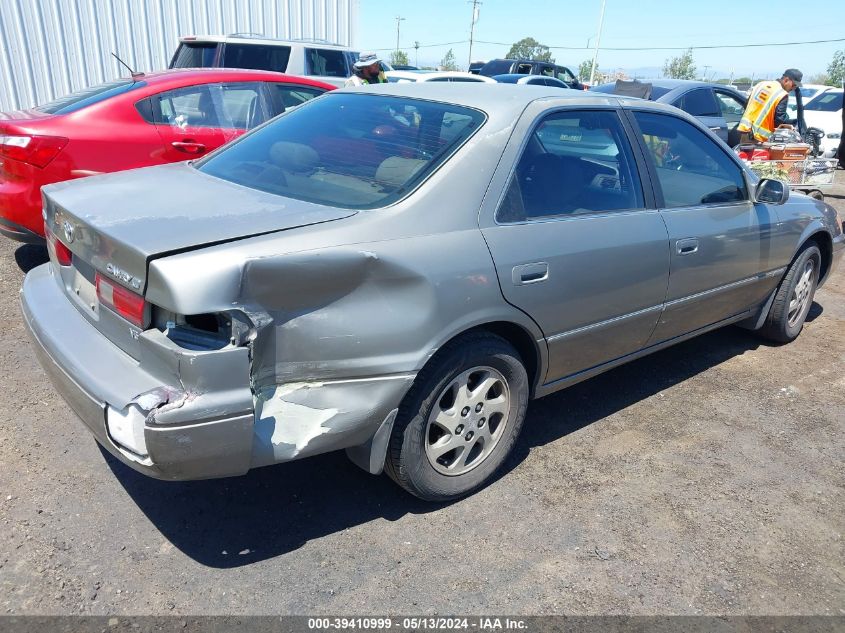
21;84;844;501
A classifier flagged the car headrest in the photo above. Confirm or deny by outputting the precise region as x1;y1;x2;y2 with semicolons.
269;141;319;173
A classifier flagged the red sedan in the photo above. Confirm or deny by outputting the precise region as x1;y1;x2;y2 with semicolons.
0;68;334;242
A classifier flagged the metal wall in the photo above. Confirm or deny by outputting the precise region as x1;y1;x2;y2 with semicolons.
0;0;358;111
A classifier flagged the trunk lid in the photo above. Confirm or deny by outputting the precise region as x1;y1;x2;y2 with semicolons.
43;161;357;293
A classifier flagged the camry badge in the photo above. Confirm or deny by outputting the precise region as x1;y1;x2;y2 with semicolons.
62;220;75;243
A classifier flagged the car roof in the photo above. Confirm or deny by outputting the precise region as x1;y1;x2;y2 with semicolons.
338;82;679;119
124;68;336;90
387;70;494;82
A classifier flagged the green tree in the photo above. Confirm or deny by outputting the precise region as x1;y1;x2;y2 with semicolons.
578;59;594;81
505;37;553;62
662;48;696;80
390;50;409;67
827;49;845;86
440;48;458;71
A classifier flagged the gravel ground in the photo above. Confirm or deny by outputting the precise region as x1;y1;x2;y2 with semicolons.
0;173;843;616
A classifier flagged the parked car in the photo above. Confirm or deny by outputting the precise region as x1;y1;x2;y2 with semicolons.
170;34;364;87
0;69;333;243
22;84;843;501
786;83;834;119
385;70;495;83
801;89;843;158
468;61;487;75
391;65;420;71
478;59;585;89
592;79;748;146
493;74;572;89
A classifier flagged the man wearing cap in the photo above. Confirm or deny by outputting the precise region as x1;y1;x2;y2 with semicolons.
345;52;388;87
737;69;803;143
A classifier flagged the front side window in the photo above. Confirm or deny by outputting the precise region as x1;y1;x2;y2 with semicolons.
555;67;576;83
153;83;267;130
497;109;644;222
715;91;746;125
634;111;747;208
222;44;291;72
305;48;349;77
198;94;486;209
675;88;720;117
268;84;326;114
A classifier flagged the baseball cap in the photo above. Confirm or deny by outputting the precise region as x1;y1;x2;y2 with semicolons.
782;68;803;86
354;52;382;69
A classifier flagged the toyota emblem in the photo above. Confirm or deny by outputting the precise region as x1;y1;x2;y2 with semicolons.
62;220;75;243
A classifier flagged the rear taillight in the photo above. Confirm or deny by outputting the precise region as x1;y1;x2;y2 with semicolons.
45;228;72;266
0;134;68;168
96;273;147;327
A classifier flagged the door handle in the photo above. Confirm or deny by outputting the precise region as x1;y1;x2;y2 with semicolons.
171;141;207;154
708;126;724;132
512;262;549;285
676;238;699;255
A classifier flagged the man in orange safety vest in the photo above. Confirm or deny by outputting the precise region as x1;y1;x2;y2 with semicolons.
737;68;803;143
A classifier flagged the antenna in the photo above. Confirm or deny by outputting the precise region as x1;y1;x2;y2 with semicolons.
111;52;144;80
468;0;482;68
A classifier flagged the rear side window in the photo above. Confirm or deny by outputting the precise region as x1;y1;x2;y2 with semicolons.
197;93;486;209
305;48;349;77
222;44;291;72
34;79;147;114
497;110;644;222
556;66;576;84
170;42;218;68
634;111;747;207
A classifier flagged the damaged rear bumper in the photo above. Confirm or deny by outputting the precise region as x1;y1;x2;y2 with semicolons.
21;264;415;480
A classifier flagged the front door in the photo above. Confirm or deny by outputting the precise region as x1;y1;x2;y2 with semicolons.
629;110;783;344
481;108;670;384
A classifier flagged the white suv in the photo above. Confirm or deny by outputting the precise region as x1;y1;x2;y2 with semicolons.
169;34;363;87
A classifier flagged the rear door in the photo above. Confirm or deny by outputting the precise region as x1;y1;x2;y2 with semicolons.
152;82;269;161
714;89;747;147
480;106;669;383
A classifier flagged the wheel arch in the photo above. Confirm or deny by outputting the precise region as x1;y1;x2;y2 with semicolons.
802;230;833;286
442;320;546;397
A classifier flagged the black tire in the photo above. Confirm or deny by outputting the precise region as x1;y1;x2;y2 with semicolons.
758;243;821;343
385;332;529;502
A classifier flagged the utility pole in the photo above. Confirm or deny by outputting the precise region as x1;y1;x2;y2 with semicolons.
589;0;606;86
394;15;405;56
467;0;482;68
414;41;420;67
702;65;711;81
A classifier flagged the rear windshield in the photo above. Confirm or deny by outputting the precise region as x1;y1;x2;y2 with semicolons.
805;92;843;112
222;43;291;72
198;93;486;209
479;60;513;76
34;79;147;114
170;42;218;68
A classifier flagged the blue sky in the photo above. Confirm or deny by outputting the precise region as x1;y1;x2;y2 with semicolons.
356;0;845;80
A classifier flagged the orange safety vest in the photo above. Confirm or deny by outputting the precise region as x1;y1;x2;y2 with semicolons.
737;80;788;142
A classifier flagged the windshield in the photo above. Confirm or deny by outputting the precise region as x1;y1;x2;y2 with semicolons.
198;93;486;209
34;79;147;114
805;92;843;112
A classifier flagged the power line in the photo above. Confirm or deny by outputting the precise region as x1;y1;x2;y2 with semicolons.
370;40;467;52
474;37;845;51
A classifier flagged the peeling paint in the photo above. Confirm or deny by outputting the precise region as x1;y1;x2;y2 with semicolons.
254;383;338;459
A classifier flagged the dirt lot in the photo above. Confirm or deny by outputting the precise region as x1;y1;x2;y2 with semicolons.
0;175;843;617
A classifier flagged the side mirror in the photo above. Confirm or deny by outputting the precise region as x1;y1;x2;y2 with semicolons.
755;178;789;205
